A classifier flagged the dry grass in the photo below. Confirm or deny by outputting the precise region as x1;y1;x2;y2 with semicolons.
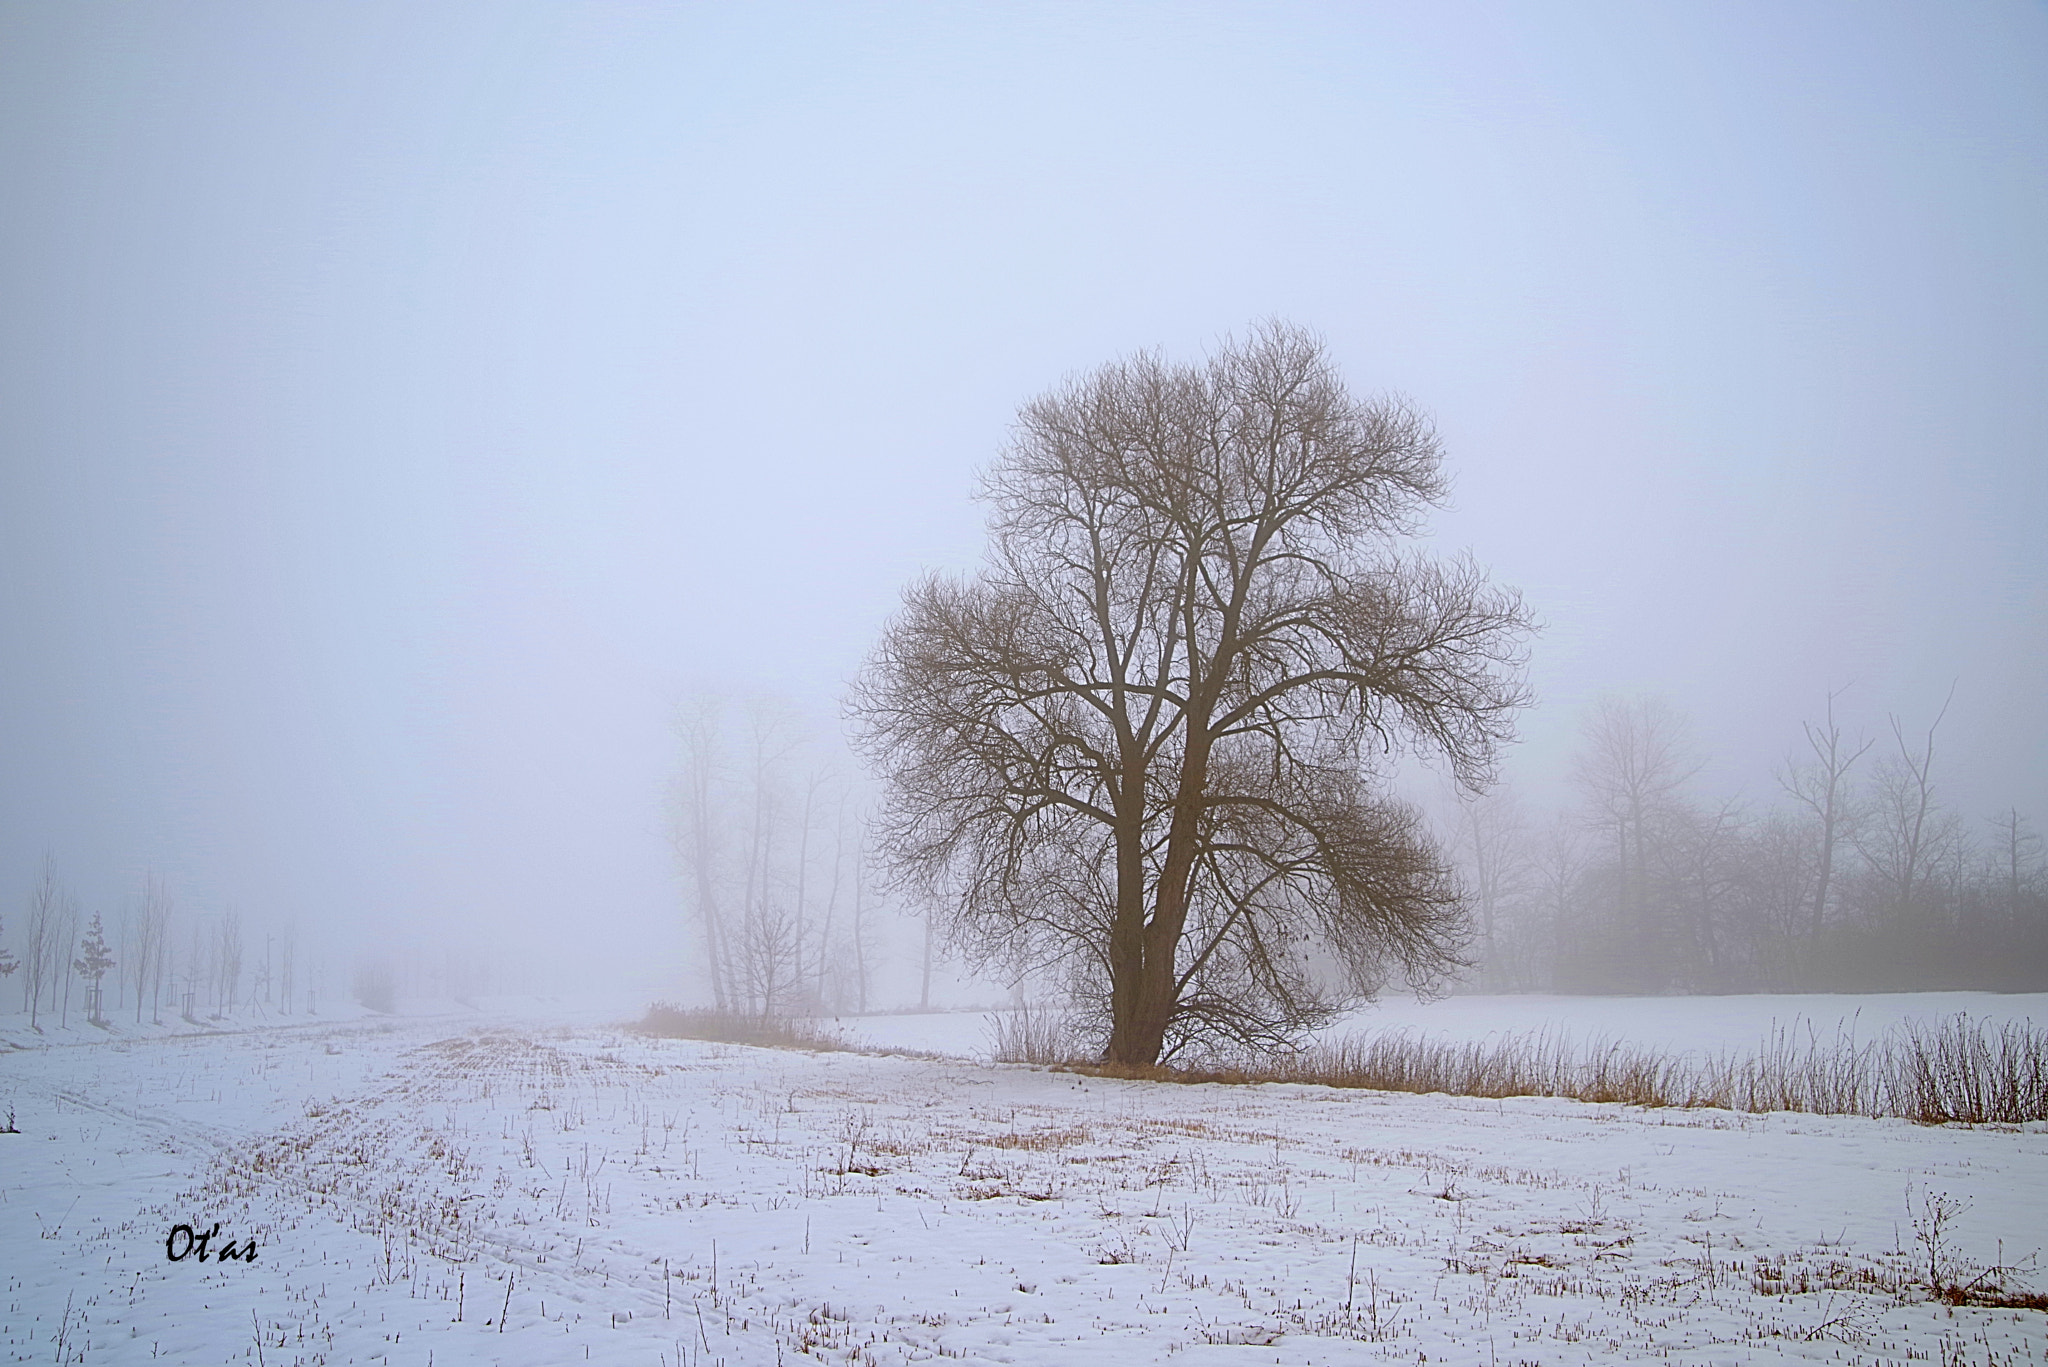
1889;1015;2048;1124
636;1003;851;1052
1051;1013;2048;1124
985;1001;1083;1065
642;998;2044;1124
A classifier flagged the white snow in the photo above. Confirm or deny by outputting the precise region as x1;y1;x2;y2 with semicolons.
3;1000;2043;1365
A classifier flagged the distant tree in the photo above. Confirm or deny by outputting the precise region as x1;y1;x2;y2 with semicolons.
809;797;856;1008
278;926;296;1014
918;901;936;1011
1531;816;1590;991
1662;798;1746;991
1452;789;1529;991
1737;808;1819;989
21;861;67;1029
738;708;815;1015
217;910;244;1015
736;899;802;1020
673;692;868;1018
56;902;79;1027
0;913;16;986
73;912;114;1025
130;876;173;1024
852;323;1532;1065
1986;808;2043;928
1856;694;1963;925
254;933;273;1008
1569;697;1701;990
671;695;736;1012
839;838;878;1014
1776;690;1873;976
180;922;204;1021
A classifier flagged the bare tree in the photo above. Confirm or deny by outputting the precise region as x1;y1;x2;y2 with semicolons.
1777;689;1873;971
810;795;854;1007
181;921;204;1021
672;695;736;1011
851;323;1532;1065
21;860;66;1029
217;909;244;1015
1529;815;1589;989
1738;808;1818;989
55;896;79;1028
674;692;867;1018
840;835;877;1014
1986;808;2042;929
918;902;936;1011
811;791;851;1004
131;876;174;1024
1453;788;1529;991
1664;797;1747;990
734;704;816;1016
1857;692;1962;922
1571;696;1701;989
789;768;827;1005
255;932;273;1008
278;925;295;1014
219;914;242;1012
736;898;803;1020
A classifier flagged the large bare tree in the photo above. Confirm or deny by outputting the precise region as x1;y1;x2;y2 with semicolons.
851;323;1531;1065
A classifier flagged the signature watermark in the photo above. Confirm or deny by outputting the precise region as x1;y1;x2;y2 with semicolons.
165;1222;257;1263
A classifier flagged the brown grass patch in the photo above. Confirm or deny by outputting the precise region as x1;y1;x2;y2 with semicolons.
636;1004;850;1052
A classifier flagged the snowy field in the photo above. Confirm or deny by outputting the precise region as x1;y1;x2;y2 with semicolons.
4;1003;2045;1366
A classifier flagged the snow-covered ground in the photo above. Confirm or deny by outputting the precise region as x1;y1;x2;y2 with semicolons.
4;1002;2043;1365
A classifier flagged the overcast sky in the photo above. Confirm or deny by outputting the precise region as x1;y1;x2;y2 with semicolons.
2;3;2042;991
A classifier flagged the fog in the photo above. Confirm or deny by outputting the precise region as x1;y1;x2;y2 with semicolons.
2;4;2042;1005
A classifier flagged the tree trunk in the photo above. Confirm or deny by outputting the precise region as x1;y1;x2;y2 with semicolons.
1108;732;1214;1067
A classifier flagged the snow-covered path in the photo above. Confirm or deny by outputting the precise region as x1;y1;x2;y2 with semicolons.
4;1015;2043;1365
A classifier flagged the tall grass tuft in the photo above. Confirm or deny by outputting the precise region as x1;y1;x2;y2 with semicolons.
986;1001;1084;1064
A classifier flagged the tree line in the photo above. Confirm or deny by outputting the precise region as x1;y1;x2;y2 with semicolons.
1;863;313;1029
1454;692;2046;995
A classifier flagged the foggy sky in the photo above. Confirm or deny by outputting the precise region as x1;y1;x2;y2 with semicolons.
2;3;2042;993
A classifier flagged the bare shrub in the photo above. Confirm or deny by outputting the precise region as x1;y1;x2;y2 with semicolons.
636;1003;848;1052
985;1001;1083;1064
1892;1015;2048;1124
